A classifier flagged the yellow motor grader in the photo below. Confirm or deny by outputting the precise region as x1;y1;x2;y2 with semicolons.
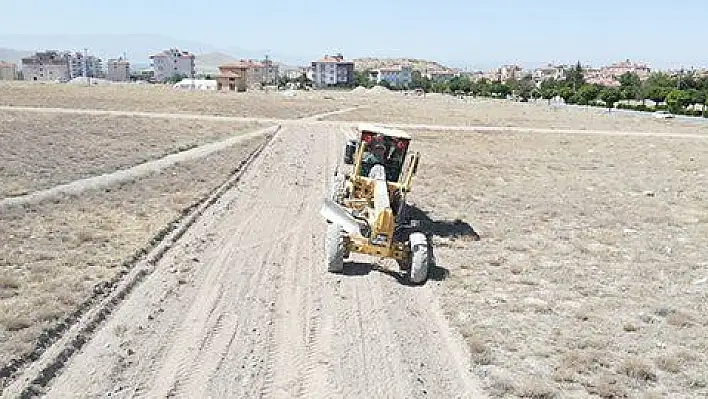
319;124;433;284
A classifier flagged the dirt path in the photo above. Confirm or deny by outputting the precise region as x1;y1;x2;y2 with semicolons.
15;123;484;398
0;126;279;209
4;104;707;139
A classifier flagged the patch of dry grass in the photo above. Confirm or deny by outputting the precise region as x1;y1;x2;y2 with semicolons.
0;110;261;197
0;82;353;118
324;93;708;135
0;134;267;369
405;127;708;397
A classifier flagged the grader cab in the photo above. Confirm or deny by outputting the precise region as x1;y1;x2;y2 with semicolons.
319;124;433;284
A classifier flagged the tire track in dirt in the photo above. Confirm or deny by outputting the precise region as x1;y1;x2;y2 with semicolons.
0;125;279;209
32;123;486;399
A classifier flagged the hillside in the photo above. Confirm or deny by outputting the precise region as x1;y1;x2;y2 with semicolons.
195;52;238;73
353;57;454;72
0;47;31;64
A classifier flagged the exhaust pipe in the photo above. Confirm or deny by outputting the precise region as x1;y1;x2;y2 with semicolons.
320;198;367;237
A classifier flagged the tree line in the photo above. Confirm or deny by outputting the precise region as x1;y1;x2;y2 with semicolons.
354;63;708;117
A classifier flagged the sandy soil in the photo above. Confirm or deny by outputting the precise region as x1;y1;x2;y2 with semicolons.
0;110;260;197
324;94;708;135
14;124;484;399
4;88;707;398
0;82;354;118
0;134;268;384
407;128;708;398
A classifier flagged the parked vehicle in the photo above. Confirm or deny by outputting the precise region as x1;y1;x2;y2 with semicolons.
653;110;675;119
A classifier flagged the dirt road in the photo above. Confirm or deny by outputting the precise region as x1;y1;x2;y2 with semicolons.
23;123;483;398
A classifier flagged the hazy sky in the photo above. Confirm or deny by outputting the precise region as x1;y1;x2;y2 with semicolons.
2;0;707;69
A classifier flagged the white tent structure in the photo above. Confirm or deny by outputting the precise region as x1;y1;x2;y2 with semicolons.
173;79;218;91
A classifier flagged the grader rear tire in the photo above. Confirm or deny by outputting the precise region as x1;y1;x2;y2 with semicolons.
326;223;345;273
408;232;431;284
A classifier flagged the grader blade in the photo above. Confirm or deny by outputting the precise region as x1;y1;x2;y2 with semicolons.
319;198;367;237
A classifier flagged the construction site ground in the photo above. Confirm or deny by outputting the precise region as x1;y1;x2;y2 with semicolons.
1;84;706;398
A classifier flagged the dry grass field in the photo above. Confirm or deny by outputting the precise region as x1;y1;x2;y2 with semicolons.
326;93;708;135
408;127;708;398
0;110;260;197
0;82;353;118
0;134;267;372
3;84;707;397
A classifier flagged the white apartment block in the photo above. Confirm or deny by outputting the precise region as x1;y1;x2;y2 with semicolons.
533;64;567;82
424;69;456;82
0;62;18;80
67;52;103;79
106;58;131;81
369;65;413;87
150;48;195;82
311;54;354;88
21;51;70;82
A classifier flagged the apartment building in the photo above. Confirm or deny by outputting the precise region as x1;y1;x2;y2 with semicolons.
149;48;195;82
226;59;279;88
311;54;354;88
0;61;18;80
369;64;413;87
21;51;70;82
67;52;103;79
602;59;651;80
533;64;567;82
424;69;456;82
105;58;131;81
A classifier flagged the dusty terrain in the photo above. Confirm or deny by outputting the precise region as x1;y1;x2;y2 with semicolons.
0;132;269;384
0;110;260;197
2;85;707;398
0;82;356;118
408;128;708;397
6;124;481;399
325;93;708;135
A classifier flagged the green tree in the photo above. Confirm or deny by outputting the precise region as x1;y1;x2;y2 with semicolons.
565;61;585;90
646;72;675;88
558;86;576;104
665;89;691;114
490;81;511;98
617;72;641;89
516;76;535;101
577;84;601;105
296;72;311;88
617;73;640;101
354;70;373;88
473;78;491;97
166;74;186;84
377;79;392;89
646;86;670;107
539;78;559;104
600;87;621;111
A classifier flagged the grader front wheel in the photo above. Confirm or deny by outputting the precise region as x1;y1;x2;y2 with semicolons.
408;232;431;284
325;223;346;273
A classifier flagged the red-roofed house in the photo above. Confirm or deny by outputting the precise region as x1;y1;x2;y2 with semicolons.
216;64;247;92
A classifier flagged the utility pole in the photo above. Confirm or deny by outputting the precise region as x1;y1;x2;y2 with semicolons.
84;47;90;86
264;52;271;91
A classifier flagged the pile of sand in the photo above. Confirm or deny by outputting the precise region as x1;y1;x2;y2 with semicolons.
351;86;368;94
369;86;392;94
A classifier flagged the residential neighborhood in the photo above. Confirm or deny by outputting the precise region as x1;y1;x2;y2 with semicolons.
2;46;708;118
